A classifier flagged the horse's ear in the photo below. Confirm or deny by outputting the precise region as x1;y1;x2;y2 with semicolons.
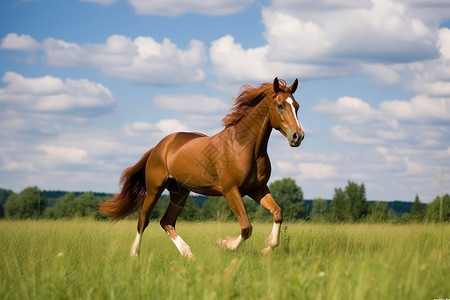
290;78;298;94
273;77;282;93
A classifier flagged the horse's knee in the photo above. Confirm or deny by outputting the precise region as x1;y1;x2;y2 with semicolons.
273;208;283;224
241;224;253;240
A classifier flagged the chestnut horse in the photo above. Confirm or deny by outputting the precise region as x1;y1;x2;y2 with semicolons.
99;77;304;258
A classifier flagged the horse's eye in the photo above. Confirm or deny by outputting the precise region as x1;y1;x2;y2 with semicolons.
277;104;284;110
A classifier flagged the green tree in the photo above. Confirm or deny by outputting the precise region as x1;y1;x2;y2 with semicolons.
330;188;346;222
243;197;270;222
425;194;450;222
76;192;99;217
345;181;368;221
179;196;202;221
310;198;328;222
269;178;306;221
0;188;14;218
46;192;77;218
201;196;233;221
329;181;368;222
410;194;424;222
47;192;103;219
150;195;169;220
367;201;390;223
5;186;46;219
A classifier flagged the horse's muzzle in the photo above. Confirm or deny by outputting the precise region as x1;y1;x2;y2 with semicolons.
289;131;304;147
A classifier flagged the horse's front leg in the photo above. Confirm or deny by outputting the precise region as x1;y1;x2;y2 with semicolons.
249;187;283;254
217;188;252;250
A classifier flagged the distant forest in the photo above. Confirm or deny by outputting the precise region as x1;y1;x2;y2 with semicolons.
1;178;449;222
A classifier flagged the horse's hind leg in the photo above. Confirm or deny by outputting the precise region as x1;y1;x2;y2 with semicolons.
160;178;194;259
131;185;165;257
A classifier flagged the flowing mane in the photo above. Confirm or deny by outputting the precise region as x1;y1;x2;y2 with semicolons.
222;79;290;127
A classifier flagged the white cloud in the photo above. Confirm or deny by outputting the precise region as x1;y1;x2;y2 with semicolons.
312;93;450;150
380;95;450;122
208;0;440;84
331;125;384;145
404;0;450;24
297;162;337;180
407;28;450;97
263;10;331;62
127;0;254;16
312;97;382;124
125;119;189;137
0;33;40;52
363;64;402;86
37;144;88;165
438;28;450;60
0;72;116;116
153;94;228;114
41;35;206;85
210;35;334;83
210;35;272;82
266;0;436;63
156;119;189;135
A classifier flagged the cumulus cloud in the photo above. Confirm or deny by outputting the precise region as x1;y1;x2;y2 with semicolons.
124;119;189;137
266;0;436;63
404;0;450;24
263;10;331;62
0;33;40;52
127;0;254;16
297;162;338;180
37;144;88;166
312;97;382;124
380;96;450;123
363;64;402;86
331;125;384;145
210;35;334;83
0;72;116;116
407;28;450;97
2;34;207;85
42;35;207;84
210;35;272;82
312;92;450;151
153;94;228;114
438;27;450;60
210;0;440;83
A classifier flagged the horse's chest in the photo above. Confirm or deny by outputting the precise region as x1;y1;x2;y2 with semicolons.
241;156;271;186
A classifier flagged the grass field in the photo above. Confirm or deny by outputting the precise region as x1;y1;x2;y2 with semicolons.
1;220;449;300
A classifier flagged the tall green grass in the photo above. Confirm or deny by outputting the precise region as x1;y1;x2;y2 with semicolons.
1;220;449;299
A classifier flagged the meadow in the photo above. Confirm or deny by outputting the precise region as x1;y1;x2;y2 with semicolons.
1;220;449;300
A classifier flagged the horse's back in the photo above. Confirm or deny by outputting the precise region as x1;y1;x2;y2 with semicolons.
165;131;208;149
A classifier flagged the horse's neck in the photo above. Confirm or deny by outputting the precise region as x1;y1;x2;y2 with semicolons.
232;97;272;157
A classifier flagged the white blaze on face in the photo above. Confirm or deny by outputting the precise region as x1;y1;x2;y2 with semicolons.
286;97;302;129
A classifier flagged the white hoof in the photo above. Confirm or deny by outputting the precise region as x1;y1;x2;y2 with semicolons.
171;235;195;259
216;235;243;250
261;246;272;255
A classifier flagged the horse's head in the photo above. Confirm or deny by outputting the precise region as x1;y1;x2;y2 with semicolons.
269;77;305;147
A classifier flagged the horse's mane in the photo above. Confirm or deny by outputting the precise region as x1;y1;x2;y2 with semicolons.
222;79;290;127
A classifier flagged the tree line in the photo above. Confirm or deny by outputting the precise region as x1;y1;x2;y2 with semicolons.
1;178;449;222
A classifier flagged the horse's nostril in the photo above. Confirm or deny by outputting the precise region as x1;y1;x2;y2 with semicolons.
293;132;299;141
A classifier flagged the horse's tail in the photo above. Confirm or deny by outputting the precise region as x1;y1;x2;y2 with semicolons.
98;148;153;221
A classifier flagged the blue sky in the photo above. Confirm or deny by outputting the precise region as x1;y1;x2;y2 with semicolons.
1;0;449;202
